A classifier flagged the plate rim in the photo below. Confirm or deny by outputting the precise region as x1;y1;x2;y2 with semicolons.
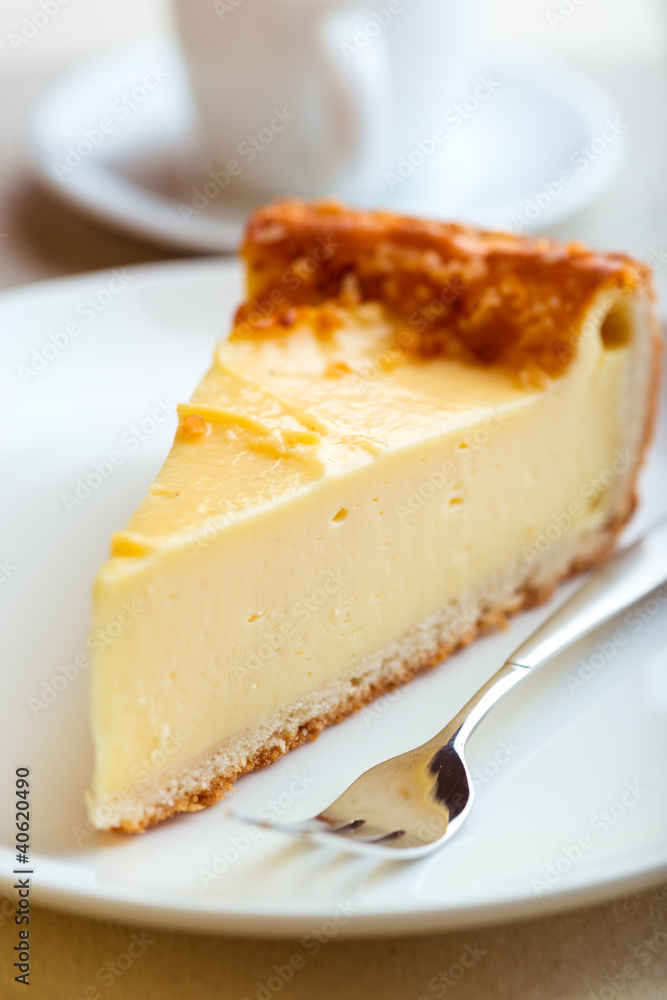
1;846;666;938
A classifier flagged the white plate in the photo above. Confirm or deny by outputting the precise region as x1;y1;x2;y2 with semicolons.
27;39;626;252
1;259;666;937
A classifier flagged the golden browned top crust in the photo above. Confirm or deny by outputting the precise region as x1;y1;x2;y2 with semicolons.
237;199;652;377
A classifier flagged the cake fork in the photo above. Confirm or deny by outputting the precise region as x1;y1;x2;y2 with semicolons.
239;516;667;859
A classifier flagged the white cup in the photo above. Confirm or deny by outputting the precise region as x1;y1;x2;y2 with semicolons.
172;0;478;203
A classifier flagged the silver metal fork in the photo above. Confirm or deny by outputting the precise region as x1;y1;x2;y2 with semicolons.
240;516;667;859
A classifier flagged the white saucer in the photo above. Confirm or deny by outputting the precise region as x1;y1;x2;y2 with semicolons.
27;39;626;252
0;259;665;937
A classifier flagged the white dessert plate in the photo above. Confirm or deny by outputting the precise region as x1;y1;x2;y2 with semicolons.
27;39;626;252
1;259;666;938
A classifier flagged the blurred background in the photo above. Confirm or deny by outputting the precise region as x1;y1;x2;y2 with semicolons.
1;0;666;296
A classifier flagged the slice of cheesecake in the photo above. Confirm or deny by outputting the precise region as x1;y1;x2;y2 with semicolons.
88;200;661;833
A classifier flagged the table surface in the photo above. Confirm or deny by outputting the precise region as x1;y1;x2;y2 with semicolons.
2;1;667;997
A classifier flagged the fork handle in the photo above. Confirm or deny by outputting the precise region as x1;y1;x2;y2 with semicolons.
424;515;667;752
508;514;667;669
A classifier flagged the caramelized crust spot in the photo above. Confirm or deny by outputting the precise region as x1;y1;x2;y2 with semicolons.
236;199;652;376
180;414;207;438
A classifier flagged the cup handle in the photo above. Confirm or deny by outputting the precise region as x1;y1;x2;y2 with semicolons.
310;7;394;194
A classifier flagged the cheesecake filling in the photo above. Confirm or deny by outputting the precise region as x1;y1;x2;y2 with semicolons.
90;299;634;811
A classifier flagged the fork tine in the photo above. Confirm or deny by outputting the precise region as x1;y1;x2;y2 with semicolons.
332;828;406;844
273;819;411;848
316;817;366;834
237;812;396;843
234;816;323;836
235;814;364;837
237;811;443;856
323;821;406;843
361;829;406;843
